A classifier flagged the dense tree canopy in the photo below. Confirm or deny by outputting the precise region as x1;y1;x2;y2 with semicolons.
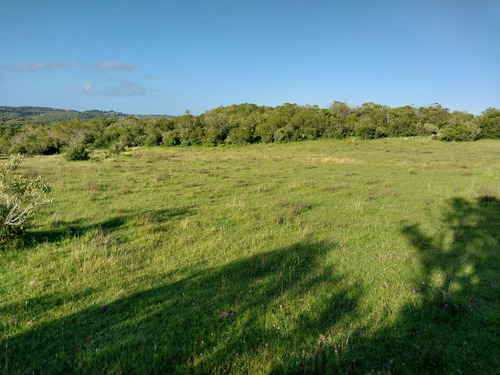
0;102;498;155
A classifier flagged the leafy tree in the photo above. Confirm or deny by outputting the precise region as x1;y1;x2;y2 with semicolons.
478;108;500;139
439;123;480;142
9;125;60;155
386;106;419;137
201;108;231;145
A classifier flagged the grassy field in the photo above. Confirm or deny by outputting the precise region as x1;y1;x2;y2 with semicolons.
1;137;499;374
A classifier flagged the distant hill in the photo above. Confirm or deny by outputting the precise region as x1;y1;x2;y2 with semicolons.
0;106;172;127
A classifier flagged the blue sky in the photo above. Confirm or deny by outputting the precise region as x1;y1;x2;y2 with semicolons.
1;0;499;116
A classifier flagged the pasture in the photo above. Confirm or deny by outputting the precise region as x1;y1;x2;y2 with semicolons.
1;137;499;374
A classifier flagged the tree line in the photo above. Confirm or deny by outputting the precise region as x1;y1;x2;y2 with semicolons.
0;102;499;156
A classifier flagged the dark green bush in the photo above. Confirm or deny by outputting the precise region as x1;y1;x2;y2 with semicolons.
0;219;26;244
356;125;386;140
439;124;480;142
65;145;90;161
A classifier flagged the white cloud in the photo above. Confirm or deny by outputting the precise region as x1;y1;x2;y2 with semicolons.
6;62;47;72
5;61;82;72
94;62;141;71
142;75;158;80
83;82;96;94
83;79;152;97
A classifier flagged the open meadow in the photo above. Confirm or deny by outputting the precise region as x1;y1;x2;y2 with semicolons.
1;137;499;374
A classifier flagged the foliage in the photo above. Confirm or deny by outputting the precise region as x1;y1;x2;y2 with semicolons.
478;108;500;139
1;104;499;155
0;154;52;242
439;123;480;141
65;145;90;161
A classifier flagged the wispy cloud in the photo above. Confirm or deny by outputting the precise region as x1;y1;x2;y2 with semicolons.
5;61;81;72
94;62;141;71
4;60;140;73
142;74;158;80
83;79;152;97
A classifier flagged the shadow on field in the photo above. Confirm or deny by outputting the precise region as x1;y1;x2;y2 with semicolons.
5;197;499;374
341;196;500;374
24;206;193;246
2;241;361;374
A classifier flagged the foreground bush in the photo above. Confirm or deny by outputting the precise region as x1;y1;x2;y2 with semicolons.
0;155;52;243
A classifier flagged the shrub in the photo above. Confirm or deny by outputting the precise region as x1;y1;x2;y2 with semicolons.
65;145;90;161
439;123;480;142
478;108;500;139
356;125;386;140
0;155;52;243
108;142;127;156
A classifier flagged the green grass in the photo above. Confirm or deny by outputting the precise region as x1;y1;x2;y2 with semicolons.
1;137;499;374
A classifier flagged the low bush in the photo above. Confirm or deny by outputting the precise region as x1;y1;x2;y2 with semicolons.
65;145;90;161
0;154;52;243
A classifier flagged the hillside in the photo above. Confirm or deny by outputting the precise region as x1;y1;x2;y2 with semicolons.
0;106;171;126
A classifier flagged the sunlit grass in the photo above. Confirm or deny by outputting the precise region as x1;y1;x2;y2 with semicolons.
1;137;499;374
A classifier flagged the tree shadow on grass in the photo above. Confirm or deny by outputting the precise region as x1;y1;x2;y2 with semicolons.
341;196;500;374
23;206;194;246
2;241;361;374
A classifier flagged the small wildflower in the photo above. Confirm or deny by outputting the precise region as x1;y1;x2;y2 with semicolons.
67;360;70;364
211;333;214;336
235;353;239;357
195;341;197;345
265;343;268;347
201;340;204;344
390;359;393;364
79;364;82;367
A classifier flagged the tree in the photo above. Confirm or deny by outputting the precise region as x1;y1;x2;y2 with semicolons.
478;108;500;139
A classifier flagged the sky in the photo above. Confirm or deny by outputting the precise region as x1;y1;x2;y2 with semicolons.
0;0;499;116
